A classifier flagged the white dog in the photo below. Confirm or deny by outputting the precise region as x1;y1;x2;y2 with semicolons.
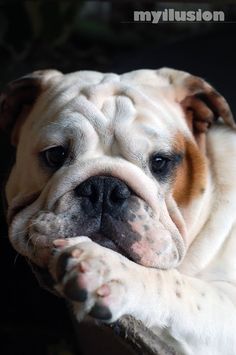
1;68;236;354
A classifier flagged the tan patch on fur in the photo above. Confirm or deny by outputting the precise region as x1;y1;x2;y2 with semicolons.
172;133;207;207
180;75;235;132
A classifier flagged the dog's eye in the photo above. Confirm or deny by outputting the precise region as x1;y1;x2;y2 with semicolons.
150;152;183;180
151;154;170;175
42;146;67;169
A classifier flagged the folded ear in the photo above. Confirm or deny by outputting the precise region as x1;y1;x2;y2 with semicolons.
157;67;236;136
0;69;63;145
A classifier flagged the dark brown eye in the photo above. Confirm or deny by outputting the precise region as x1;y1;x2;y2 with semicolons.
42;146;67;169
150;152;183;181
151;155;170;174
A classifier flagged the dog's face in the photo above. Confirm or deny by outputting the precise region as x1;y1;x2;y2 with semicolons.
1;68;234;282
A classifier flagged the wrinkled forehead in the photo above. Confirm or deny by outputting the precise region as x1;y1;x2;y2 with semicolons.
20;70;190;151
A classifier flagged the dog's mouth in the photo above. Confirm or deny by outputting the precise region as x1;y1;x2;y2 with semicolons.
8;176;163;272
88;213;142;262
89;233;131;259
26;214;141;292
8;187;185;291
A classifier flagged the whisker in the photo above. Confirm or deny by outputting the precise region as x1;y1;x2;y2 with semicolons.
13;253;20;265
10;219;43;237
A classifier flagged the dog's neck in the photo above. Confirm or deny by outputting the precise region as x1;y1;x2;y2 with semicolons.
179;125;236;275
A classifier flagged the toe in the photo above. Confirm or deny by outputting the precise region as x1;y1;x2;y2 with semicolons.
89;303;112;321
63;274;88;302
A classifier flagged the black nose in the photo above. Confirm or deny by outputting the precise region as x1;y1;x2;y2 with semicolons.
74;176;131;217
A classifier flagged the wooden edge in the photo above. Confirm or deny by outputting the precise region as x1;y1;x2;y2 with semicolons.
109;315;177;355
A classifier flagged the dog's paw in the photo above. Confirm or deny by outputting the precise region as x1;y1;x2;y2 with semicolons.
49;237;140;323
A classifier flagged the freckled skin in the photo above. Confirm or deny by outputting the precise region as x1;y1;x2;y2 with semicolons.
126;199;180;268
27;193;180;269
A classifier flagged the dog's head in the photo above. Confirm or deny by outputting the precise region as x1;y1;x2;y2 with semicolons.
1;68;235;286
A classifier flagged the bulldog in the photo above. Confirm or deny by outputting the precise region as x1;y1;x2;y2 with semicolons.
1;68;236;355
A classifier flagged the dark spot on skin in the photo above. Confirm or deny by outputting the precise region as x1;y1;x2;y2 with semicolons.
63;275;88;302
141;281;146;290
176;280;181;286
128;197;141;212
172;251;178;260
89;303;112;320
176;291;181;298
200;187;205;194
143;225;150;231
197;304;201;311
146;236;154;245
156;250;163;256
144;204;149;212
201;292;205;297
128;213;136;222
168;76;174;85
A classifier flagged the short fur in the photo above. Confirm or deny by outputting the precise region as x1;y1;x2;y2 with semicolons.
1;68;236;355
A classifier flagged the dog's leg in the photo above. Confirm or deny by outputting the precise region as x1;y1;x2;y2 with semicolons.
50;237;236;355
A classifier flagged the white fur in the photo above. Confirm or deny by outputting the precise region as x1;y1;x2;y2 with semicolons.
5;68;236;354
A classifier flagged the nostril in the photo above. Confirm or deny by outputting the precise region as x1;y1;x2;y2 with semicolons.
75;181;100;204
74;176;131;213
109;185;131;204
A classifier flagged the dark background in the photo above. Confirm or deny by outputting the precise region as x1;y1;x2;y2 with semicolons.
1;2;236;354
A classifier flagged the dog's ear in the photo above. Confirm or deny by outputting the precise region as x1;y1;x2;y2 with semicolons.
157;68;236;136
0;70;63;145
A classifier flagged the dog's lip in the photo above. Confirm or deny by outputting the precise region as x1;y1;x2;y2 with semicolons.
90;232;135;262
7;192;40;224
26;233;53;249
